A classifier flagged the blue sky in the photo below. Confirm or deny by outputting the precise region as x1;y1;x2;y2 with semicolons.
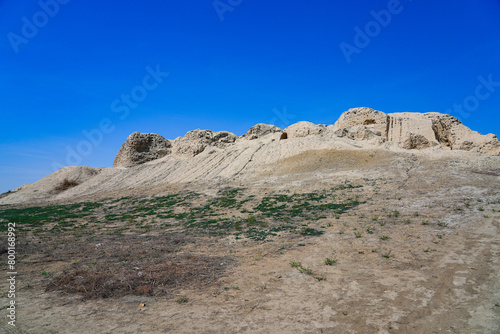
1;0;499;193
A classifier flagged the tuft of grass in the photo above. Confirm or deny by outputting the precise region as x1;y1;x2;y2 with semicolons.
379;235;389;241
298;266;313;275
314;276;326;281
324;257;337;265
437;220;448;227
354;231;362;238
300;227;324;236
381;252;394;258
289;261;302;268
176;297;189;304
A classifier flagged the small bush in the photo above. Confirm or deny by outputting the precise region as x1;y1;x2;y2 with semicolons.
54;178;80;193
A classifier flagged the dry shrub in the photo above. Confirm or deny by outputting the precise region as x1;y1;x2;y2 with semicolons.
54;178;80;193
45;234;233;299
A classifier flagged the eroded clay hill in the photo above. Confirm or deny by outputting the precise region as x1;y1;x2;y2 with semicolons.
2;107;499;205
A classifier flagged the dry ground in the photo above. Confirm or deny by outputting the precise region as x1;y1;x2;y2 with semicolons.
1;150;500;333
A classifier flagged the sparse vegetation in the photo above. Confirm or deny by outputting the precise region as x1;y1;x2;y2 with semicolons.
381;252;394;258
437;220;448;227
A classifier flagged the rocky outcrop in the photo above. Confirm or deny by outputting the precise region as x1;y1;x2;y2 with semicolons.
112;108;499;169
333;107;500;154
244;123;282;140
401;133;431;150
113;132;172;167
284;121;327;138
172;129;238;157
333;107;389;137
335;125;386;145
424;113;500;155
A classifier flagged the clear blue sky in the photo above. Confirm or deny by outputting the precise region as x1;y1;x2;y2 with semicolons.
1;0;499;193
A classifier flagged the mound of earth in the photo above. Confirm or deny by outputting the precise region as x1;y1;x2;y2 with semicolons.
1;107;499;206
1;108;499;333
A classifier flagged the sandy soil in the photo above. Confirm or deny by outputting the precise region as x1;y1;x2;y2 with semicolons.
1;149;499;333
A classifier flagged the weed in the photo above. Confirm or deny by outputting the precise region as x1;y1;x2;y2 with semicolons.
358;251;364;254
422;220;429;225
436;234;443;239
300;227;324;236
478;207;484;212
388;210;400;218
324;257;337;266
437;221;448;227
290;261;302;268
298;266;313;275
314;276;326;281
381;252;394;258
379;235;389;241
378;221;386;226
177;297;189;304
354;231;362;238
